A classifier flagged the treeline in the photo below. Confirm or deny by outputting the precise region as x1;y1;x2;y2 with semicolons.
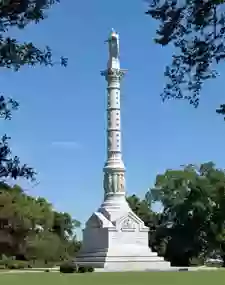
0;182;81;265
127;162;225;267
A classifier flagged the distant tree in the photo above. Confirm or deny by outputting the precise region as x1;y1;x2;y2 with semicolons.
146;0;225;118
0;0;67;182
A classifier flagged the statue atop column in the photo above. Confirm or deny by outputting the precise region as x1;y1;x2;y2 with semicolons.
107;29;120;70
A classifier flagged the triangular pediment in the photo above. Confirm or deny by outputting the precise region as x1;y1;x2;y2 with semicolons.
115;211;149;232
85;212;114;229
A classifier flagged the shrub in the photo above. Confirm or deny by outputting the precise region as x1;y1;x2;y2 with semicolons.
0;260;6;269
87;266;94;272
178;268;189;271
7;264;17;269
189;257;204;266
60;261;77;273
7;260;28;269
77;266;94;273
17;261;28;269
0;257;29;270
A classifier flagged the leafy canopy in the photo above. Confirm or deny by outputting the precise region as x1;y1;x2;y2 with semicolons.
146;162;225;265
0;182;80;260
146;0;225;117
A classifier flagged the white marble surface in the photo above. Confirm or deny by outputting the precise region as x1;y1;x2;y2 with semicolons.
76;196;171;271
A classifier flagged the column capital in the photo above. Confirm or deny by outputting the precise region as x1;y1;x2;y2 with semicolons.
100;68;127;81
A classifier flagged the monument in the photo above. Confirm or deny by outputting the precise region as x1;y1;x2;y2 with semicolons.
76;29;171;271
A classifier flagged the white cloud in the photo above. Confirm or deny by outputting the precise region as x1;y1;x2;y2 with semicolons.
51;141;81;149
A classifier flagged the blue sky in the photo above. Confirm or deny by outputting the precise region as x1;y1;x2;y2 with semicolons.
1;0;225;234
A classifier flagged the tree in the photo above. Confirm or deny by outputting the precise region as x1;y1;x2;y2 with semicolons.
146;0;225;118
0;0;67;182
127;194;158;229
0;182;80;262
26;231;64;262
52;211;80;240
146;162;225;266
0;183;54;257
66;237;82;257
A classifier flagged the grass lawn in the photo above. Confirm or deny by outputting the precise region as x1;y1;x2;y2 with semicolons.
0;271;225;285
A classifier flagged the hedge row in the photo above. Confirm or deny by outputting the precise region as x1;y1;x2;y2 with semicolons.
0;260;31;270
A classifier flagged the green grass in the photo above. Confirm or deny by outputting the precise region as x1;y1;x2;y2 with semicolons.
0;271;225;285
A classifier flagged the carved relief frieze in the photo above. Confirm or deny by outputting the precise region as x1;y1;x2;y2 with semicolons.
103;172;113;195
103;171;126;196
117;173;125;192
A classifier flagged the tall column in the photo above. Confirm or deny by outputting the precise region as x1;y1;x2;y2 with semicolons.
101;29;126;199
76;29;171;271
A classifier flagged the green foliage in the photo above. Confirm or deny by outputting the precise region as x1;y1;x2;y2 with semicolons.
59;261;95;274
128;162;225;266
127;194;159;230
77;266;94;273
52;211;80;239
6;260;29;270
60;261;77;273
144;162;225;265
0;0;67;71
0;256;30;269
189;256;204;267
146;0;225;117
0;135;36;181
26;231;62;261
0;183;80;263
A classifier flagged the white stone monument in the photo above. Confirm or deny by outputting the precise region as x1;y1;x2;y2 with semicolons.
76;29;171;271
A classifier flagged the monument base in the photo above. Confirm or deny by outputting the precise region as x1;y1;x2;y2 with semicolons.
76;194;171;271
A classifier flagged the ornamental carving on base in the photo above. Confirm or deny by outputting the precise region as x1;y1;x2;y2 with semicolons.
120;218;136;231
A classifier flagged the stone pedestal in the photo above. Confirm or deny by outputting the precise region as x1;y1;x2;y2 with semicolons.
76;194;171;271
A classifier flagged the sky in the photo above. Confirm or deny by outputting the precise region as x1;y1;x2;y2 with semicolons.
1;0;225;236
